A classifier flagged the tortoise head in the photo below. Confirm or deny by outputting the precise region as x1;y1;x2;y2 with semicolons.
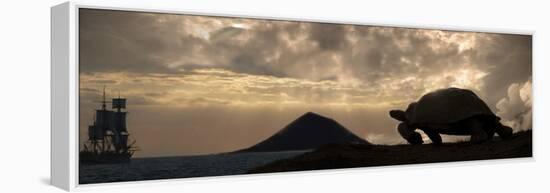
390;102;417;122
389;110;408;122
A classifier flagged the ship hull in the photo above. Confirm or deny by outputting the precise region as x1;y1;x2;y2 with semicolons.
79;151;132;165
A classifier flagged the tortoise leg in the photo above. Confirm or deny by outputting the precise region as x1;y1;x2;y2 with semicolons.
496;122;513;139
422;128;442;145
484;125;496;141
469;120;489;143
398;123;423;145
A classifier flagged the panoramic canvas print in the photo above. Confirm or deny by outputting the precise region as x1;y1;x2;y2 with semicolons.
78;8;532;184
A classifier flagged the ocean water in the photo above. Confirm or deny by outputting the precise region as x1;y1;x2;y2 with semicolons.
79;150;307;184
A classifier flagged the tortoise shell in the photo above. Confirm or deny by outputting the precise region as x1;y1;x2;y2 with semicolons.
406;88;495;125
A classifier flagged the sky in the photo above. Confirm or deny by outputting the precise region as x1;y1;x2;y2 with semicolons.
78;8;532;157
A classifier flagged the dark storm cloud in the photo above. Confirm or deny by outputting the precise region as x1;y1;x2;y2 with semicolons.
214;22;300;77
79;9;531;92
309;23;348;50
209;26;246;42
474;34;532;108
79;9;203;73
345;27;467;82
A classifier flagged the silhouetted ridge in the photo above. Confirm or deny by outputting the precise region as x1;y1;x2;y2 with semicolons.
248;130;532;173
239;112;370;152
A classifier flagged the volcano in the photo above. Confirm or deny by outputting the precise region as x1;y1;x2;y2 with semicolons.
239;112;370;152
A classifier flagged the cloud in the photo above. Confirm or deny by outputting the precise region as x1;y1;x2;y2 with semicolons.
79;9;212;73
309;23;348;50
209;26;247;42
79;9;531;102
496;79;532;131
79;69;406;108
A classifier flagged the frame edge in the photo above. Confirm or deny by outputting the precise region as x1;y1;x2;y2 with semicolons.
51;1;76;191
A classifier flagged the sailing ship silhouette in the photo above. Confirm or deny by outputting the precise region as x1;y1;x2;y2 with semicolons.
80;86;138;164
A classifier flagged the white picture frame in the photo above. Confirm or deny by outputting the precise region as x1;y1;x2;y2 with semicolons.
51;1;534;191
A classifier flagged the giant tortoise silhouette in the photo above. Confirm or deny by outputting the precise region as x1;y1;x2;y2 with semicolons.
389;87;513;145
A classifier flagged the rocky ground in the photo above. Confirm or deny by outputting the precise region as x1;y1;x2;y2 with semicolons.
248;130;532;173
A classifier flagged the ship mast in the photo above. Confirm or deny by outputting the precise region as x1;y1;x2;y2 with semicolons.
101;86;107;110
101;86;107;152
92;113;97;154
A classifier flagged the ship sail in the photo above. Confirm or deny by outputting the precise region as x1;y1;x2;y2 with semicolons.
95;110;115;132
114;112;127;132
88;125;104;140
